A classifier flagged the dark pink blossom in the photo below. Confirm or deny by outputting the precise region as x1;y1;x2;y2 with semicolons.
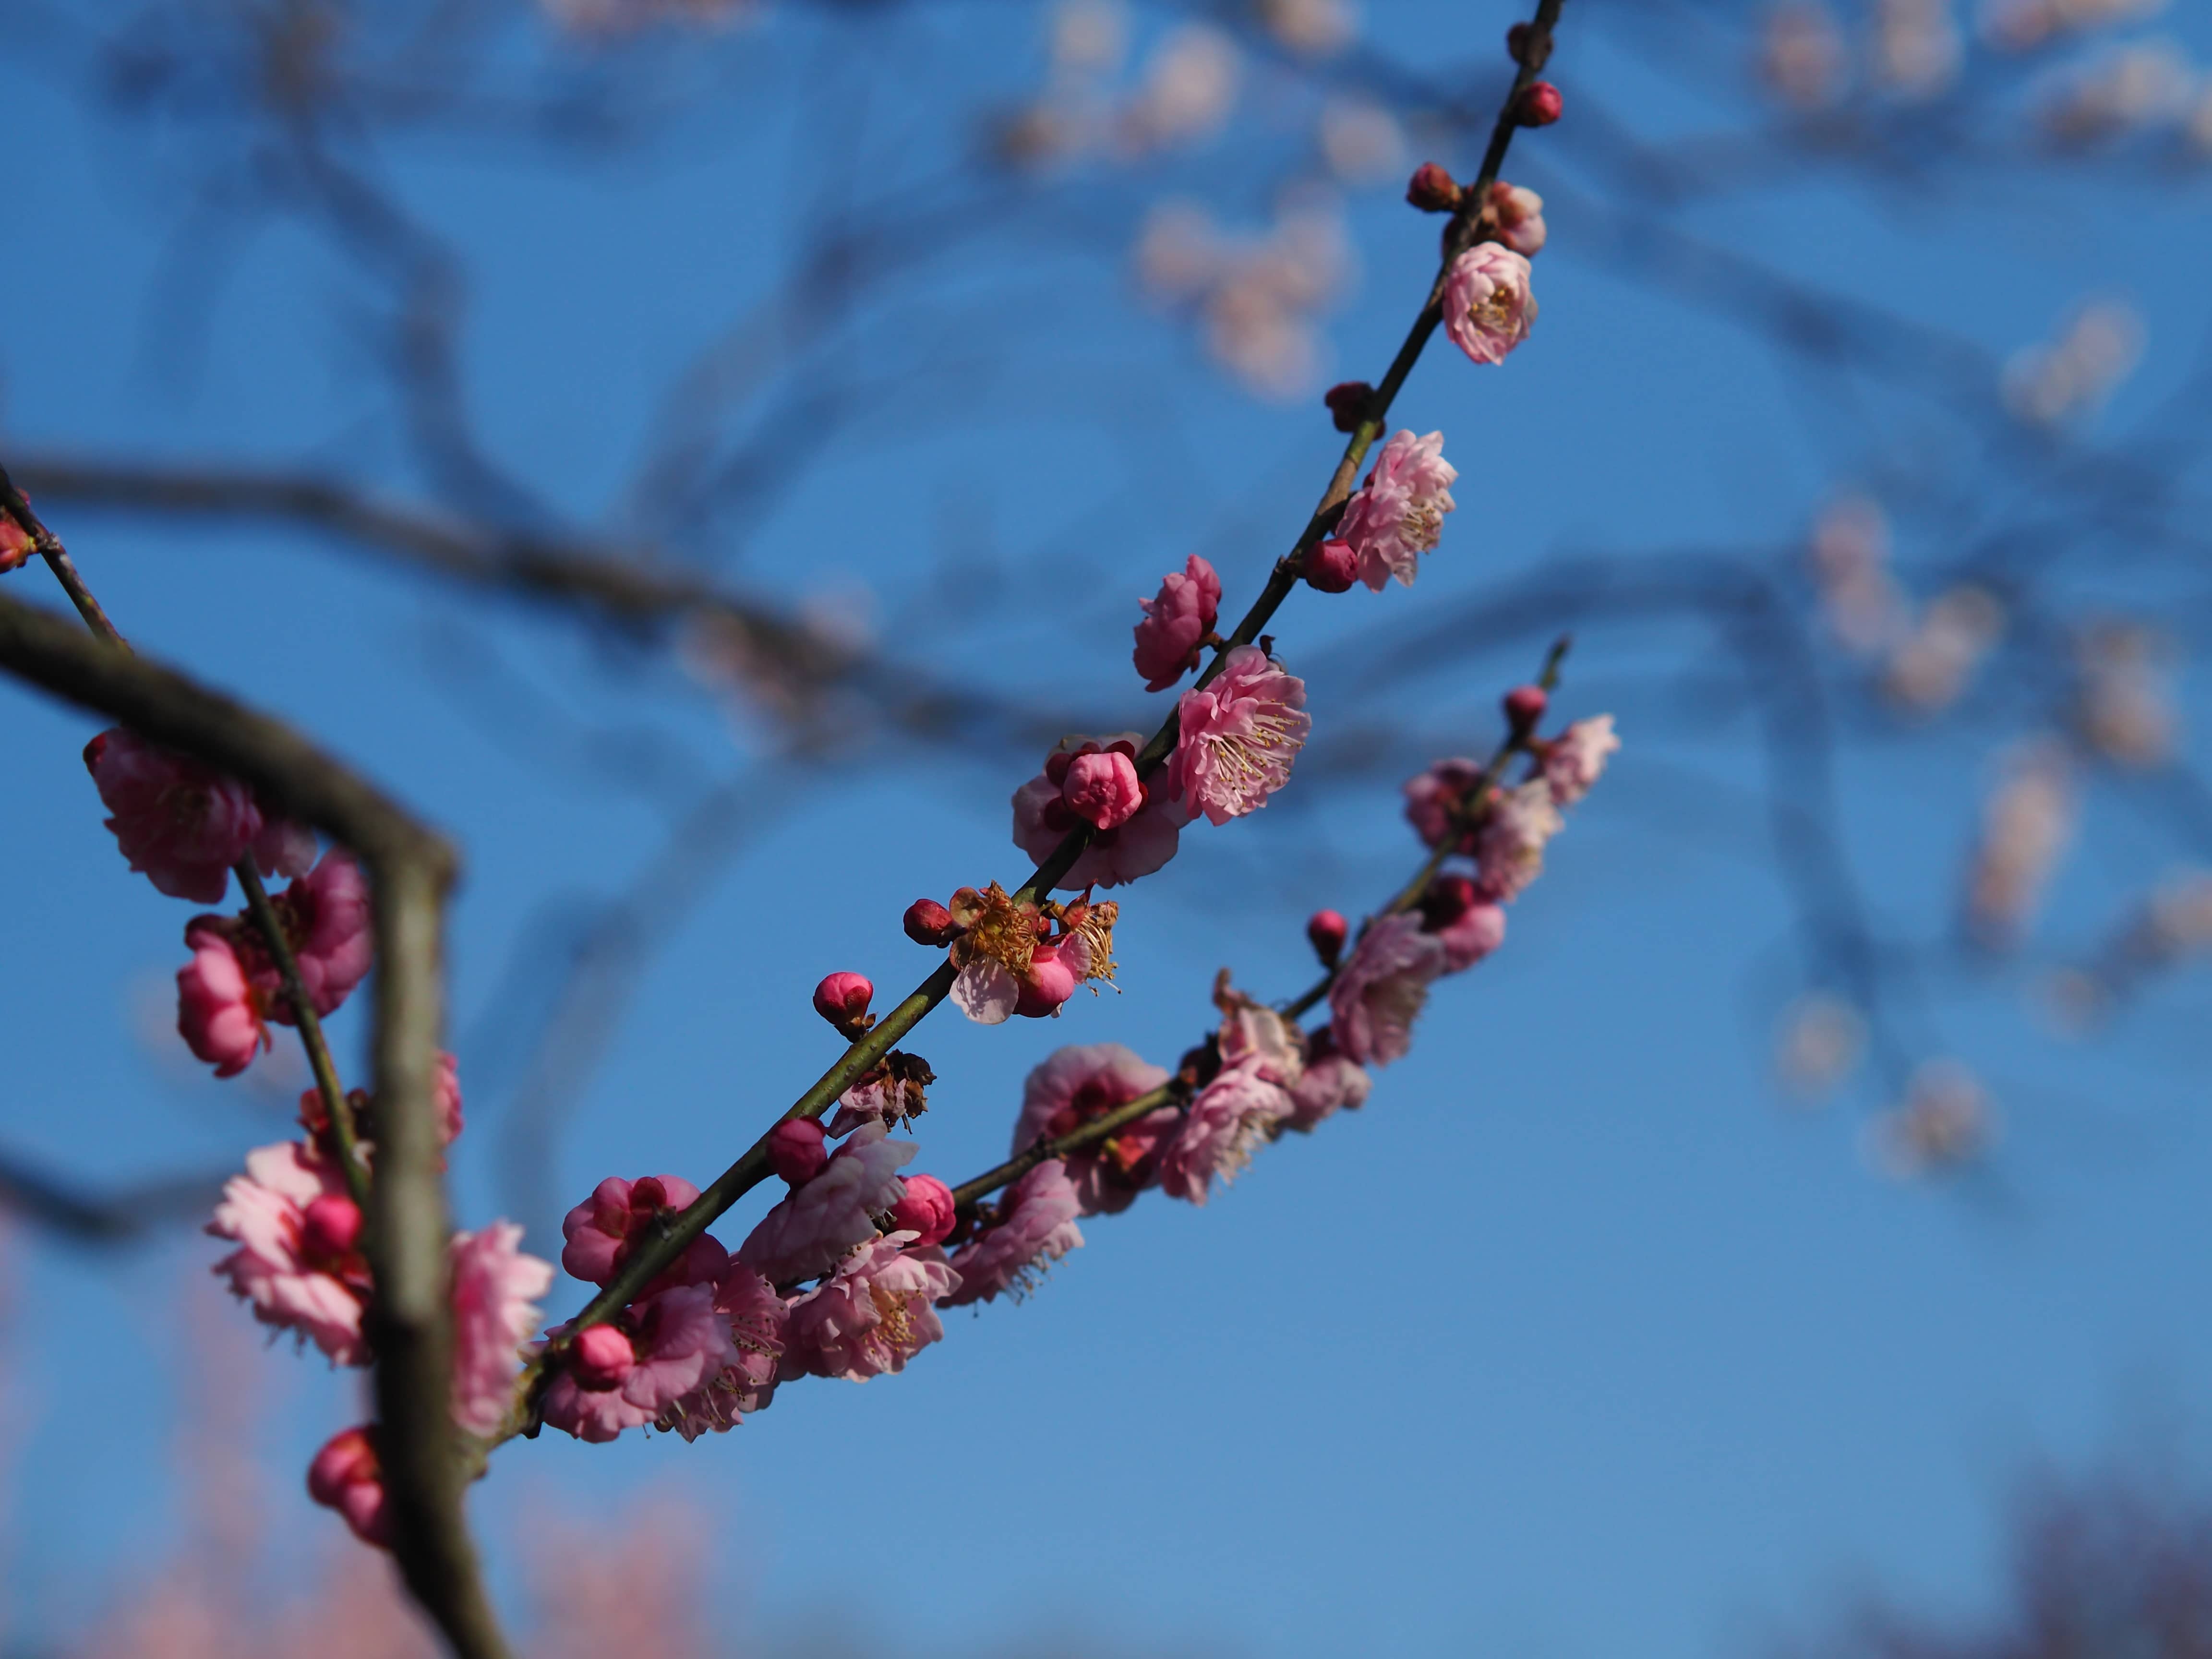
83;728;312;903
1436;900;1507;973
1544;714;1620;807
943;1161;1083;1306
265;851;373;1020
1302;538;1360;593
767;1118;830;1186
0;506;33;574
889;1173;958;1247
541;1284;739;1443
1443;243;1535;366
307;1427;387;1547
1011;1042;1177;1216
569;1323;637;1390
1156;1057;1292;1205
1063;750;1144;830
559;1175;728;1294
1328;912;1447;1067
781;1233;959;1382
1403;757;1484;854
1307;908;1348;962
737;1121;912;1286
812;971;874;1035
178;921;269;1077
1015;942;1079;1019
448;1220;554;1437
1283;1040;1372;1132
1334;430;1457;592
1132;554;1221;692
1012;734;1183;890
207;1141;371;1364
1166;646;1311;826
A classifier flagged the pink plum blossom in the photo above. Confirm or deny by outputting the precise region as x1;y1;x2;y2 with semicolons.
1544;714;1620;807
1328;912;1447;1067
1011;1042;1178;1216
781;1233;959;1382
1214;971;1305;1087
448;1221;554;1438
570;1323;637;1390
1132;554;1222;691
889;1173;958;1247
1166;646;1311;826
83;728;313;904
951;956;1022;1024
1404;757;1484;855
659;1263;790;1440
207;1140;370;1364
1443;243;1536;366
560;1175;729;1295
1334;430;1457;592
1487;181;1547;255
737;1121;912;1286
541;1284;740;1443
1475;779;1563;903
1156;1056;1292;1204
1013;734;1183;891
767;1118;830;1185
307;1427;387;1547
263;851;373;1020
1015;942;1079;1018
0;507;32;574
943;1160;1083;1305
1284;1041;1372;1132
178;921;269;1077
1436;899;1507;973
1063;750;1144;831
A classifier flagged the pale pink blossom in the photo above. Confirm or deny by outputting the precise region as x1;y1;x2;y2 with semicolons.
1283;1043;1371;1132
1328;912;1446;1066
1475;779;1563;902
448;1221;554;1437
781;1233;959;1382
1013;734;1184;890
1404;757;1484;854
1487;181;1547;256
1156;1056;1292;1204
559;1175;729;1294
1011;1042;1178;1215
1544;715;1619;807
1064;750;1145;830
307;1427;387;1547
1214;971;1304;1086
541;1284;739;1443
1166;645;1311;826
737;1121;912;1286
208;1140;370;1363
659;1263;790;1440
83;728;313;903
943;1160;1084;1305
1335;430;1457;592
1443;243;1535;366
1132;554;1222;691
1436;900;1507;973
178;921;269;1077
951;956;1022;1024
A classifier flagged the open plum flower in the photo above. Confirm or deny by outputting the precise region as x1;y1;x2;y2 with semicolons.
781;1233;959;1382
1166;646;1311;826
84;727;314;904
943;1159;1084;1305
1010;1042;1178;1215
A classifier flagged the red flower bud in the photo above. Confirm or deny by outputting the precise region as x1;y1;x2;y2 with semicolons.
300;1193;362;1261
1324;380;1376;431
1503;683;1549;734
1303;538;1360;594
1516;81;1563;127
766;1118;830;1186
812;971;874;1035
1307;908;1349;964
903;898;959;947
569;1323;637;1391
888;1172;957;1247
1404;162;1461;214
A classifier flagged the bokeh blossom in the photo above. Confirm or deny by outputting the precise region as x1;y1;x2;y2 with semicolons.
208;1141;371;1364
561;1175;729;1294
1328;912;1446;1067
449;1222;554;1438
1544;716;1620;807
84;728;312;903
1475;780;1564;903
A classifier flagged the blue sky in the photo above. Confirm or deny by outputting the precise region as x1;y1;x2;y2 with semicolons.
4;1;2212;1654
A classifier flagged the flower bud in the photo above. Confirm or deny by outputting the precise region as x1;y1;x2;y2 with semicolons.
1419;874;1479;930
1015;948;1079;1019
1064;749;1143;830
1306;908;1349;964
766;1117;830;1186
889;1172;958;1247
300;1193;363;1261
307;1426;387;1547
903;898;959;947
1516;81;1563;127
1303;538;1360;594
1404;162;1460;214
1506;22;1552;68
1323;380;1375;432
569;1323;637;1391
1503;683;1549;734
812;971;874;1036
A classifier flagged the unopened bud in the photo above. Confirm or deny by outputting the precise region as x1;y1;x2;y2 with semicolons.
570;1323;637;1390
1515;81;1563;127
1307;908;1349;964
307;1426;387;1547
812;971;874;1036
889;1172;958;1247
903;898;959;947
766;1118;830;1186
301;1193;363;1260
1303;538;1360;594
1405;162;1460;214
1420;874;1479;930
1324;380;1375;432
1503;683;1549;734
1015;949;1079;1019
1505;22;1552;69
